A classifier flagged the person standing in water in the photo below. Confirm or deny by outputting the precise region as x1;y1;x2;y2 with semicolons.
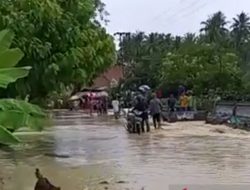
112;96;120;119
88;92;94;116
134;95;150;132
180;92;189;111
178;85;185;97
149;93;162;129
187;91;196;111
168;94;176;112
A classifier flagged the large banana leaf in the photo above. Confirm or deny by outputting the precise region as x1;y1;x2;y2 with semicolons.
0;99;48;133
0;29;48;146
0;110;26;131
0;67;31;88
0;110;46;131
26;115;48;131
0;125;20;145
0;29;14;52
0;99;46;117
0;48;24;68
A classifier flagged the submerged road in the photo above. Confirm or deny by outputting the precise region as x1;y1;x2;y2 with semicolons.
1;111;250;190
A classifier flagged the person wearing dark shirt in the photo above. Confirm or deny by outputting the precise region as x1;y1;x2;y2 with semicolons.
134;95;150;132
168;94;176;112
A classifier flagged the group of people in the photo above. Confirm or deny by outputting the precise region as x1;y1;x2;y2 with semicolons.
121;88;197;133
86;93;108;115
168;90;197;112
132;92;163;132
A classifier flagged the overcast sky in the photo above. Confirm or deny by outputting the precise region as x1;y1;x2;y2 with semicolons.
102;0;250;36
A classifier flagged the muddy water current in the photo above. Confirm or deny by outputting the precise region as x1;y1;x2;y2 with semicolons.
1;111;250;190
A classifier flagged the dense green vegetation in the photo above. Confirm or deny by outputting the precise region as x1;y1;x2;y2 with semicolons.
118;11;250;100
0;29;47;145
0;1;249;106
0;0;115;145
0;0;116;106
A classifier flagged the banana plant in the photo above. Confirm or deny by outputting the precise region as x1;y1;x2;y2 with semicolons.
0;29;47;146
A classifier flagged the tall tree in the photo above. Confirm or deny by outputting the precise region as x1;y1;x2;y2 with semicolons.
118;32;175;90
200;11;229;42
231;12;250;68
183;33;197;43
162;42;242;95
231;12;250;48
0;0;116;102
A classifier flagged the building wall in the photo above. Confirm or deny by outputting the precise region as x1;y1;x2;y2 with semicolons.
91;65;124;88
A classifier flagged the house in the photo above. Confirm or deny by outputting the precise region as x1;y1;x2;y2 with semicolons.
91;65;124;89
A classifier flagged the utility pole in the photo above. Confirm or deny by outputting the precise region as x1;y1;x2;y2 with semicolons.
114;32;131;78
114;32;131;44
114;32;131;64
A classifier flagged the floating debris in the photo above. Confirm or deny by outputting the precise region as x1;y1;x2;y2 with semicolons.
34;168;60;190
0;177;4;185
99;181;109;185
116;180;127;184
44;153;70;158
210;128;226;134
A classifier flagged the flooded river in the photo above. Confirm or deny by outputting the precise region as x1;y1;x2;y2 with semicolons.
1;111;250;190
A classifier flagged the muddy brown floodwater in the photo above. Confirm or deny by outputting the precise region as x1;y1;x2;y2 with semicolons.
1;111;250;190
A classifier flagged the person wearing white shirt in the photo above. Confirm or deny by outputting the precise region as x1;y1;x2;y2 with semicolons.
112;98;120;119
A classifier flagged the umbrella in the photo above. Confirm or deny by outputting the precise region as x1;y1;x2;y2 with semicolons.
97;87;108;91
97;91;108;97
69;92;89;101
69;95;80;101
139;85;151;92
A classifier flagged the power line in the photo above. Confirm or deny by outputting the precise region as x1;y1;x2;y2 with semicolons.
162;0;205;24
172;1;209;27
150;0;184;22
160;0;210;30
147;0;203;31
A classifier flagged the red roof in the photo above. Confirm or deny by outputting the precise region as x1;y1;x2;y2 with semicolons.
91;65;124;88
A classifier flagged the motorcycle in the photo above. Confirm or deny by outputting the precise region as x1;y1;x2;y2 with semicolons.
125;109;143;135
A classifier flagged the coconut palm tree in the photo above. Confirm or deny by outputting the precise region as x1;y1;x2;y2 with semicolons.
231;12;250;48
200;11;229;42
183;33;197;43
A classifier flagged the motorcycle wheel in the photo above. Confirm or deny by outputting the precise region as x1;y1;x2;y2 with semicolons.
127;122;132;133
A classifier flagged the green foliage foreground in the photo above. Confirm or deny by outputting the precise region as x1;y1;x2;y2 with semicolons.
0;29;47;146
